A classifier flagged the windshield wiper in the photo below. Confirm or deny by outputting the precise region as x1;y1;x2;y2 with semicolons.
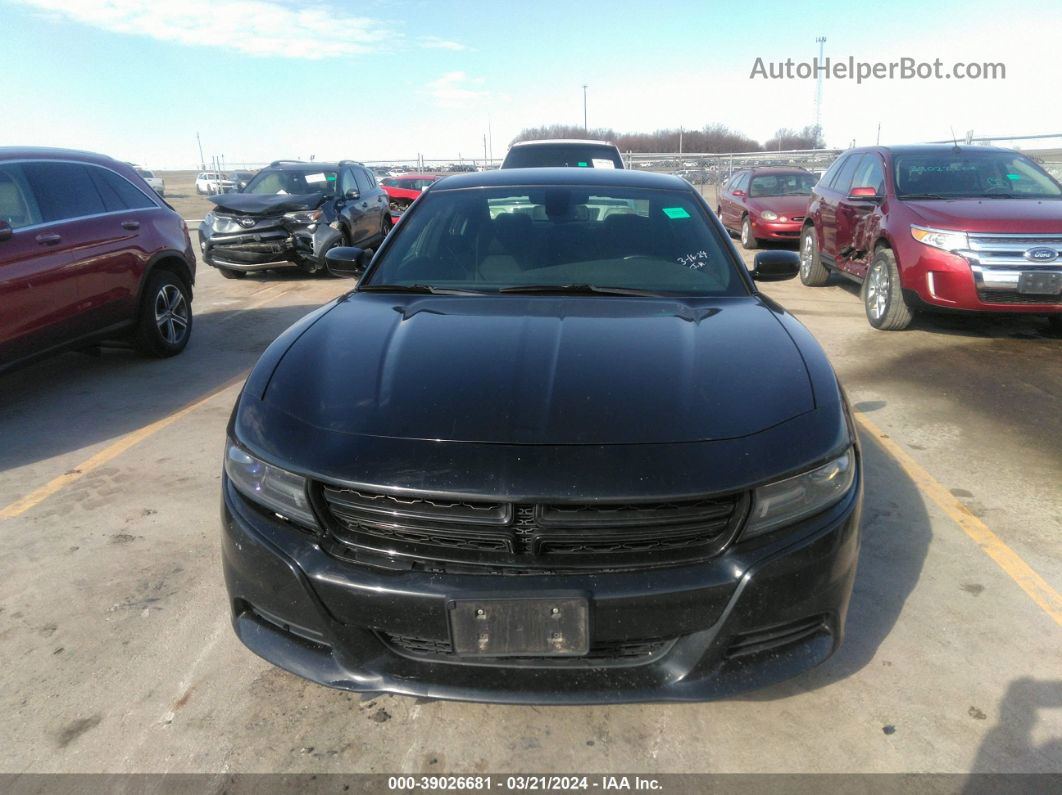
359;284;489;295
899;193;954;200
498;284;671;297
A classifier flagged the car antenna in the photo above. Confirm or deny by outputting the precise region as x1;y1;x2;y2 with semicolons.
949;126;961;152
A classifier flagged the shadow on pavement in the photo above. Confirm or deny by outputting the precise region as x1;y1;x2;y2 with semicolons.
0;302;322;471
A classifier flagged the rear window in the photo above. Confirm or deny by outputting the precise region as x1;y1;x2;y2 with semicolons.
502;145;624;169
366;186;742;296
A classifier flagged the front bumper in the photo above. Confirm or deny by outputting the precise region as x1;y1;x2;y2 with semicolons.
221;467;862;704
751;218;803;241
198;220;340;272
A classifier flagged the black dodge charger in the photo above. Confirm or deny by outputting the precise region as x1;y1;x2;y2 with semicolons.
221;168;863;703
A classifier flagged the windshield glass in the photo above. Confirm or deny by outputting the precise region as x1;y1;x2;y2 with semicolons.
243;168;337;195
503;145;623;169
748;172;817;197
893;152;1061;199
364;186;743;296
396;178;437;190
136;169;154;178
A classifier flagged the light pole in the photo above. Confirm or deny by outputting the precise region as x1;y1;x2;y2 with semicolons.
814;36;826;136
582;84;588;133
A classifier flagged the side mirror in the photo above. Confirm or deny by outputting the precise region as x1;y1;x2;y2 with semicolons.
848;185;882;202
0;220;12;242
751;250;800;282
237;180;247;191
732;189;746;197
345;189;360;200
325;246;371;278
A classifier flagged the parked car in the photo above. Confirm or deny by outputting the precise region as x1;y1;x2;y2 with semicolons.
198;159;390;278
221;167;863;703
717;167;816;250
800;145;1062;330
501;139;625;169
379;173;442;218
195;171;234;195
135;167;165;196
230;170;256;191
0;147;196;373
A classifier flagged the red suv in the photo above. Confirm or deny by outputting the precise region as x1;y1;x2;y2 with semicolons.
718;167;816;249
800;145;1062;330
0;148;196;373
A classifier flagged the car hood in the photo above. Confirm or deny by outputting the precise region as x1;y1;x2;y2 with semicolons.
209;192;325;215
903;198;1062;232
260;294;814;445
748;195;811;217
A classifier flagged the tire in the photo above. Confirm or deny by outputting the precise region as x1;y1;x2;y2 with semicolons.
863;248;915;330
1047;316;1062;336
799;226;830;286
309;226;350;276
740;216;759;250
134;271;193;357
217;267;246;280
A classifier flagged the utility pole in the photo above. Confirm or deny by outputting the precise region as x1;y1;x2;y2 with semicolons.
483;134;488;165
876;122;881;145
488;119;493;163
814;36;826;136
582;84;588;133
196;132;205;170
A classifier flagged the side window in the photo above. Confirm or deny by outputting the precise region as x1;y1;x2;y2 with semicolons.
851;155;885;194
731;172;749;193
21;162;106;223
820;156;847;189
87;166;155;211
364;169;378;188
0;164;42;229
338;168;358;196
354;168;372;195
830;155;864;194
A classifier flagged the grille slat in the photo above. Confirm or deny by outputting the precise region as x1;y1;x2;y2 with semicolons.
318;486;746;573
383;632;674;664
725;615;827;660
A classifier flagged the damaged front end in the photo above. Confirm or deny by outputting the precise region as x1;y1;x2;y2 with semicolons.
198;194;342;275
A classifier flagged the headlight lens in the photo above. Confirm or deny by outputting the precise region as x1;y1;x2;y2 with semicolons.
910;225;969;252
211;215;245;233
743;450;855;539
283;209;323;224
224;442;318;528
760;210;779;221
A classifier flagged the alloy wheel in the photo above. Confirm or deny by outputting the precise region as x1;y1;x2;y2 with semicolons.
741;219;750;246
866;262;889;321
154;284;189;345
800;233;814;279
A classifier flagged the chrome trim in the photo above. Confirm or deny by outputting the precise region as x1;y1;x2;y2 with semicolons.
209;258;298;271
957;232;1062;269
970;264;1062;292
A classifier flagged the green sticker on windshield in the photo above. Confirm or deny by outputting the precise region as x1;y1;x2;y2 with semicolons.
577;162;589;167
1005;173;1021;180
662;207;691;219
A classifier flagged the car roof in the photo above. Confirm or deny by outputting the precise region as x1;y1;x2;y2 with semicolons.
509;139;616;148
850;144;1018;156
428;167;688;191
393;173;442;179
0;146;122;167
746;166;811;175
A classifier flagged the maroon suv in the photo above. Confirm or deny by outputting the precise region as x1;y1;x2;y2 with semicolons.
0;147;196;373
718;167;816;249
800;145;1062;330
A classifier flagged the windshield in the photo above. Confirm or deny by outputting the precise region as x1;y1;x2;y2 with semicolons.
893;152;1062;199
503;145;624;169
243;168;337;195
364;186;743;296
748;173;817;197
136;169;154;178
395;178;437;190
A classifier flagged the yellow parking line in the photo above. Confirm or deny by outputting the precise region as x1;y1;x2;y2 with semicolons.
0;372;247;521
855;411;1062;626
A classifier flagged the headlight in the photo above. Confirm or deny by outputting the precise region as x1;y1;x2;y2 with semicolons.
760;210;779;221
743;450;855;539
283;209;323;224
211;215;244;234
224;441;318;528
910;225;968;252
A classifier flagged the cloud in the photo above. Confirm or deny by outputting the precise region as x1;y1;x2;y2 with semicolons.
419;35;470;51
13;0;397;59
427;71;489;107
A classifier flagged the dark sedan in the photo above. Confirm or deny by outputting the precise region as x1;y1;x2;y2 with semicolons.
221;168;862;704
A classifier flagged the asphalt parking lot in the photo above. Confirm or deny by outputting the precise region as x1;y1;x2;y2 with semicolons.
0;182;1059;775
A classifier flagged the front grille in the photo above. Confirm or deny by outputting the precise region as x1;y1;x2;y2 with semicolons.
316;485;747;573
962;233;1062;268
789;215;805;222
383;632;675;665
978;290;1062;305
725;615;828;660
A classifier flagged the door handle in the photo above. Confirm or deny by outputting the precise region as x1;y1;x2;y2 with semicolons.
122;220;141;230
36;233;61;245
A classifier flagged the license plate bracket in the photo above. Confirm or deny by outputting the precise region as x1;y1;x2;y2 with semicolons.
449;595;589;657
1018;271;1062;295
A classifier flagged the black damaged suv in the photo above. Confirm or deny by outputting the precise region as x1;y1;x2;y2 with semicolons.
199;160;391;278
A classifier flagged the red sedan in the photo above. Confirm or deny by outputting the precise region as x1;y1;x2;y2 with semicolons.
718;167;817;249
380;173;442;220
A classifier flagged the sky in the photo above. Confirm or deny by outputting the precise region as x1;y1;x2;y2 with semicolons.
2;0;1060;169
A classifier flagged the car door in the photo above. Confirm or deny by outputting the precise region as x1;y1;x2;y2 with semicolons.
349;167;380;245
0;162;81;365
21;160;150;336
818;154;861;262
836;153;886;278
360;167;388;234
336;167;363;244
722;172;748;230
